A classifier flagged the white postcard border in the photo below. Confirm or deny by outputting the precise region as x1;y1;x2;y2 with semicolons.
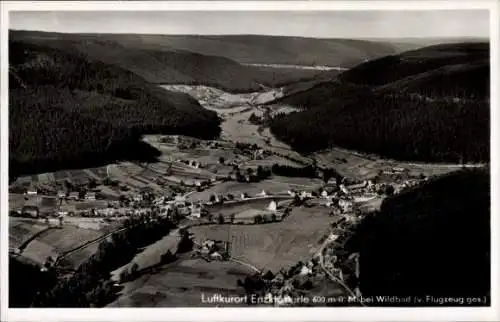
1;1;498;321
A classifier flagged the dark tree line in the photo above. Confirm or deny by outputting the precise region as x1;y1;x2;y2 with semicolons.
345;169;490;305
271;164;317;178
271;90;489;162
9;40;221;178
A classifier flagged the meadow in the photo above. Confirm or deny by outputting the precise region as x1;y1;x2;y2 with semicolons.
190;206;336;272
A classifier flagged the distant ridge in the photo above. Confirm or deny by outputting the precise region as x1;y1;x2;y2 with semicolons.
10;29;415;68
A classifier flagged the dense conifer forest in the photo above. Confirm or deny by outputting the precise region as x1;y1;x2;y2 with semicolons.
270;43;490;163
346;169;490;304
9;41;221;177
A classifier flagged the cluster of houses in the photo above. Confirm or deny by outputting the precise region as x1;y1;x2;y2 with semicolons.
192;239;230;261
58;191;97;201
22;184;101;202
252;148;272;160
149;194;206;219
179;159;203;169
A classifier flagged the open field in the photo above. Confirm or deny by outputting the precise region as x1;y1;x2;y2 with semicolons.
19;225;104;268
190;206;336;272
114;161;215;189
108;258;254;307
269;176;324;188
313;148;461;181
206;196;292;219
9;218;50;249
13;166;108;185
241;155;303;168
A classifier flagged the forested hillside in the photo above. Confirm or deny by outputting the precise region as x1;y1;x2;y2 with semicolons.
9;40;221;177
346;169;490;304
10;30;340;93
270;43;490;163
11;30;414;67
338;42;489;89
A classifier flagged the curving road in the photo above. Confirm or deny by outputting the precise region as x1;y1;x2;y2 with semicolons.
317;236;366;307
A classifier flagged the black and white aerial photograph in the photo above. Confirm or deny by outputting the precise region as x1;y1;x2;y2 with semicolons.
1;1;497;320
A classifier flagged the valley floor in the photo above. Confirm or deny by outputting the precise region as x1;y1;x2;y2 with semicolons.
9;83;482;308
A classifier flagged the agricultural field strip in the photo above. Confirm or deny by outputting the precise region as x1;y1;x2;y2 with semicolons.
318;147;484;170
54;226;129;265
17;226;58;252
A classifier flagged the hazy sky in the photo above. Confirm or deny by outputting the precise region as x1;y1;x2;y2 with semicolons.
10;10;489;39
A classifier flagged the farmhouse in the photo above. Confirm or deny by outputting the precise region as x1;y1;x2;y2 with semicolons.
210;251;224;261
85;192;96;201
160;207;171;218
132;208;145;215
177;206;191;216
68;192;79;200
326;178;338;188
202;240;216;249
338;199;354;212
329;233;340;242
347;182;366;192
190;204;203;218
267;200;277;212
299;191;312;199
200;245;210;255
299;265;313;276
21;205;39;218
26;188;38;195
95;208;115;216
174;195;186;203
257;190;267;197
339;184;349;195
154;196;165;205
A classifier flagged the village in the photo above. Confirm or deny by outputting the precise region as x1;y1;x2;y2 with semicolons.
9;157;423;228
9;133;430;307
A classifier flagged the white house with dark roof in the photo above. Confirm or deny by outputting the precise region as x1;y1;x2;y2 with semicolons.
68;191;79;200
257;190;267;197
85;192;96;201
26;188;38;195
267;200;277;212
